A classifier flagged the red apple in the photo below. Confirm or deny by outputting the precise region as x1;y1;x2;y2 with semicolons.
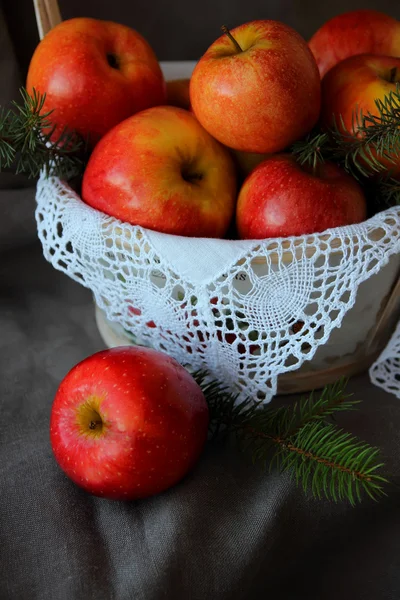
190;20;321;153
236;154;367;239
321;54;400;175
50;346;209;500
166;78;191;110
309;10;400;78
27;18;166;144
82;106;237;237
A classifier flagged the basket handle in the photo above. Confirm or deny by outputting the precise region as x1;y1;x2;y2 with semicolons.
33;0;62;39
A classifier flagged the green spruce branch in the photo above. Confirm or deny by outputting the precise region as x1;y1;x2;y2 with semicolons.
291;85;400;208
329;94;400;179
195;373;388;505
0;87;87;179
291;130;330;172
374;176;400;206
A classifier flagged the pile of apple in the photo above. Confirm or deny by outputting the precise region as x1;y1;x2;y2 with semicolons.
28;10;400;241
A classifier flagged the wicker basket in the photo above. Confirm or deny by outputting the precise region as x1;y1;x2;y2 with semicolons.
33;0;400;396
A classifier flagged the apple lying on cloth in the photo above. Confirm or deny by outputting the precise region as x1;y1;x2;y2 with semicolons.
190;20;321;153
321;54;400;175
309;10;400;78
82;106;237;237
27;18;166;144
50;346;209;500
236;155;367;239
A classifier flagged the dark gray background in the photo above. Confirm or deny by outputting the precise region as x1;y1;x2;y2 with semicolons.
1;1;400;599
2;0;400;74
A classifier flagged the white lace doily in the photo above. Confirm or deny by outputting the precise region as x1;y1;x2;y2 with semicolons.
35;174;400;402
370;320;400;398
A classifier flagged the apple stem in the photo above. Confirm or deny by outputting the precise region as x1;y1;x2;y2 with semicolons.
89;420;102;430
389;67;397;83
221;25;243;53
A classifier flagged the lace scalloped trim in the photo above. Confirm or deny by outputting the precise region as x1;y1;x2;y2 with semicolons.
35;174;400;402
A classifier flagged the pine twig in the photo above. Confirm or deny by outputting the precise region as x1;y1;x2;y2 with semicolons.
272;422;386;504
0;108;16;169
291;87;400;210
194;372;388;505
291;130;330;172
0;87;88;179
193;370;258;439
373;176;400;207
329;86;400;180
283;377;358;437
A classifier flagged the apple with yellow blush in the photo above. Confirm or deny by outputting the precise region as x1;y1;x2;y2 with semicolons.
321;54;400;175
82;106;237;238
190;20;321;154
27;18;167;144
